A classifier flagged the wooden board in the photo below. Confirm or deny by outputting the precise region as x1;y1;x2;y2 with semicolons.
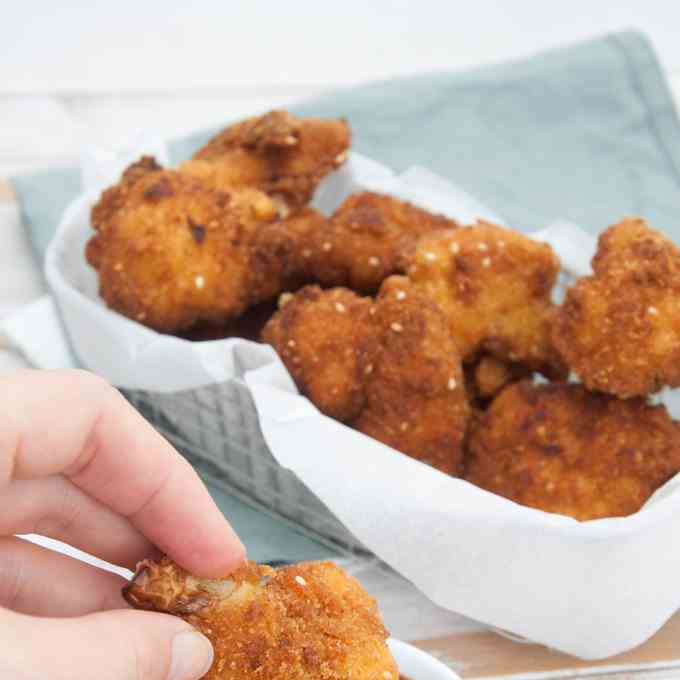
0;178;15;202
414;611;680;678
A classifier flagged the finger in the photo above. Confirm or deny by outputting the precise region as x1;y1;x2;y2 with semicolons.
1;476;155;568
0;369;245;577
1;606;213;680
0;536;128;616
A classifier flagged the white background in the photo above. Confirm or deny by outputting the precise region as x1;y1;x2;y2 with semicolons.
2;1;680;178
3;1;680;91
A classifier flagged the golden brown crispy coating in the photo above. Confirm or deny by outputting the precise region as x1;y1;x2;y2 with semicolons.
467;355;532;403
88;157;332;334
262;286;373;422
465;381;680;520
249;207;329;301
192;110;350;212
302;192;458;293
354;276;469;475
262;277;469;475
554;218;680;397
87;159;280;332
401;222;565;376
123;557;397;680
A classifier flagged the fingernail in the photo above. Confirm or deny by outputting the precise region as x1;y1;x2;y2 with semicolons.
169;631;214;680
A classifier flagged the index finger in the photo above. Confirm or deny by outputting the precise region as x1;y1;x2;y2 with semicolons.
0;369;245;577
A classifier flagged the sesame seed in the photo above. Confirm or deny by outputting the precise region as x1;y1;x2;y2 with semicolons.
195;275;205;289
302;249;312;258
136;312;147;320
477;243;488;251
335;151;348;164
447;377;457;390
322;242;332;252
400;422;409;431
449;242;460;254
284;135;297;145
482;257;491;267
288;339;296;348
390;322;403;333
113;262;123;272
384;673;393;679
497;240;506;248
279;292;293;307
335;302;346;313
364;364;374;375
648;306;659;315
396;290;407;300
424;251;437;262
295;576;307;586
368;256;381;267
369;308;377;316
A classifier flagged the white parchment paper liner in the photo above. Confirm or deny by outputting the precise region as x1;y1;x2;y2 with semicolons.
44;152;501;391
44;147;680;659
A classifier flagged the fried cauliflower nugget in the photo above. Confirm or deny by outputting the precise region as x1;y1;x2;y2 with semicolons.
191;110;350;212
87;157;280;332
249;207;329;301
302;192;458;293
123;557;397;680
465;381;680;520
401;222;565;376
354;277;469;475
261;286;373;422
553;218;680;397
262;277;469;475
466;355;532;403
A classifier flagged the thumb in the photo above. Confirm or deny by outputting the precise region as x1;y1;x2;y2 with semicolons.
1;607;214;680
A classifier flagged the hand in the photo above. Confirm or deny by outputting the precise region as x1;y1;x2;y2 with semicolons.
0;369;246;680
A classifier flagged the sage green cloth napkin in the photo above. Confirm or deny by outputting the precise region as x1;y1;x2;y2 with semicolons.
10;29;680;561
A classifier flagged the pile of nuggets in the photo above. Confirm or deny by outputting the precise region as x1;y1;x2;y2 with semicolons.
88;110;680;522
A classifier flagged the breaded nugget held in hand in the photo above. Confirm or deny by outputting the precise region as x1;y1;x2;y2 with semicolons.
466;381;680;520
124;557;397;680
87;157;278;333
554;218;680;397
263;277;469;475
190;110;350;213
304;192;458;293
401;222;565;376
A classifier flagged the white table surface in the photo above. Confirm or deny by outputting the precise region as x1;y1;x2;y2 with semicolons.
3;11;680;674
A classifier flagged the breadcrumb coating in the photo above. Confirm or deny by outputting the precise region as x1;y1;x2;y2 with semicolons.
86;157;278;332
466;355;532;403
123;557;397;680
400;222;565;377
87;156;332;334
302;192;458;293
465;381;680;520
262;277;469;475
553;218;680;397
192;110;350;212
261;286;372;422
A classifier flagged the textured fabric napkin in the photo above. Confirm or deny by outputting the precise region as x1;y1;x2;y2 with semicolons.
8;29;680;562
13;29;680;261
